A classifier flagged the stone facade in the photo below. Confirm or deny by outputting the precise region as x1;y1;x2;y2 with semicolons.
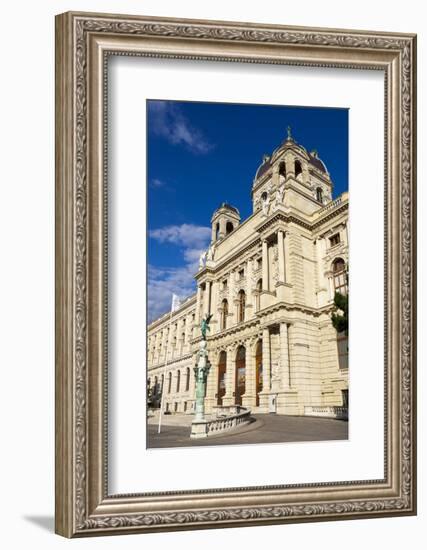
147;132;349;416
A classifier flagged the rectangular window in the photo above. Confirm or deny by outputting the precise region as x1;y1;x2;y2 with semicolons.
239;269;244;279
222;279;228;290
257;258;262;269
329;233;341;247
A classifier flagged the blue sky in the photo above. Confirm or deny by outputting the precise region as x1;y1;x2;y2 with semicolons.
147;100;348;321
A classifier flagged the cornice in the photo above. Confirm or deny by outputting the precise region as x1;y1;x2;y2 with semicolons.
148;353;193;371
148;295;197;331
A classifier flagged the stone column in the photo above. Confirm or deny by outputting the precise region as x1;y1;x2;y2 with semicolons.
175;319;181;357
195;284;202;324
161;328;168;363
262;239;269;291
246;257;253;319
153;334;158;365
228;270;235;325
211;222;217;243
205;351;218;412
262;328;271;392
277;230;285;283
302;163;310;185
284;231;290;285
210;281;219;334
342;223;349;247
328;276;334;301
223;347;236;405
242;340;256;408
316;238;324;289
204;281;211;316
285;153;295;178
280;322;291;388
219;218;226;239
271;164;280;188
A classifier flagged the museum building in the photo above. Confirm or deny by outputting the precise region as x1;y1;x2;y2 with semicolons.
147;130;349;417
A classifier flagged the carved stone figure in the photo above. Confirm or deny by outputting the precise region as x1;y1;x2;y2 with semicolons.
206;243;215;261
276;183;285;204
261;193;270;216
272;358;281;382
199;250;207;268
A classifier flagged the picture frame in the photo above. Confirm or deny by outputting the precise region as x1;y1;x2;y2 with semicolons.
55;11;417;537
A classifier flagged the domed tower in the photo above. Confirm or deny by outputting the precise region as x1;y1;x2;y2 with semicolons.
251;127;333;215
211;202;241;243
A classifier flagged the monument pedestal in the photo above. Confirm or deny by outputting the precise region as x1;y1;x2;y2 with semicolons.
190;420;209;439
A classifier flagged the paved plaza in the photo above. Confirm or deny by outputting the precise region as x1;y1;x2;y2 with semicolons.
147;414;348;449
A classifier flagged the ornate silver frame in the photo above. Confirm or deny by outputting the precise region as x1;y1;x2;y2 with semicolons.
55;11;417;537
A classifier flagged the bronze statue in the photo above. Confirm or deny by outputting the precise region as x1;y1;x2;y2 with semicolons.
200;313;213;340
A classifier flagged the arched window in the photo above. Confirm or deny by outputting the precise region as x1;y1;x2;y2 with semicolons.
238;290;246;323
167;372;172;393
215;222;220;240
235;345;246;406
226;221;234;235
185;367;190;391
295;159;303;178
221;299;228;330
154;376;158;395
161;374;164;393
261;191;267;202
176;370;181;393
316;187;323;203
279;161;286;180
332;258;347;295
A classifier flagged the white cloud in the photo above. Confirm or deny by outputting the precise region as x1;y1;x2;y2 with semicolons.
150;178;166;188
148;224;211;322
148;101;214;155
149;223;211;250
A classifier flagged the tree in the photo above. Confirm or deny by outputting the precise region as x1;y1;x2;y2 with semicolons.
331;292;348;335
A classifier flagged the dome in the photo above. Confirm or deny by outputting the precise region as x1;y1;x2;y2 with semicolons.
253;128;329;181
214;202;240;217
254;154;271;180
308;151;328;174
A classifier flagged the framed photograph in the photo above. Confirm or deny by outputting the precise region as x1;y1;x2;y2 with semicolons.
55;11;417;537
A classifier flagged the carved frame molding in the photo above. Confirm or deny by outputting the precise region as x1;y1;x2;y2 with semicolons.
55;11;416;537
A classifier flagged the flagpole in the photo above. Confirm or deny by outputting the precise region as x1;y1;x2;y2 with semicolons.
158;294;179;434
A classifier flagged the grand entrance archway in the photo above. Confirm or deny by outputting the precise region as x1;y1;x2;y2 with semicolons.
255;340;263;406
217;351;226;405
235;345;246;405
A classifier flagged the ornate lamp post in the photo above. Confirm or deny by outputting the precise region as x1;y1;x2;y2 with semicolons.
190;314;212;438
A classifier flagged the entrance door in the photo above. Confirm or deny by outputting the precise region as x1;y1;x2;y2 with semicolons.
255;340;263;406
235;346;246;405
217;351;226;405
